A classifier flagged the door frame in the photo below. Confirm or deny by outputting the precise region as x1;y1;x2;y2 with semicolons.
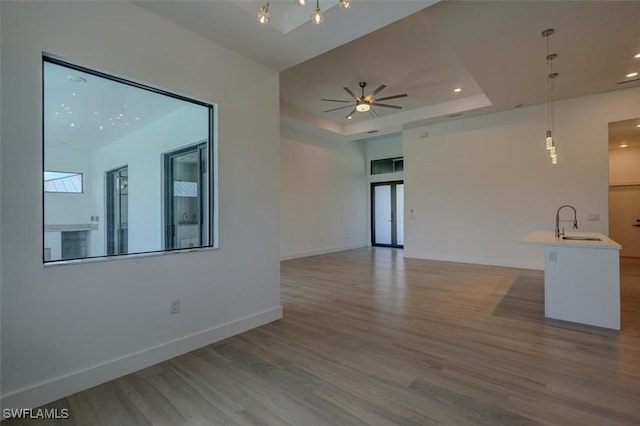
106;165;128;256
371;180;404;248
164;142;208;250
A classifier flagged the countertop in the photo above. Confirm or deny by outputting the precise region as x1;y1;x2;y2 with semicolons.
521;231;621;250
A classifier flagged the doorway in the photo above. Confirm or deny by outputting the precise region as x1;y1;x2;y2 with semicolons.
609;185;640;258
164;142;208;249
371;181;404;248
106;166;128;256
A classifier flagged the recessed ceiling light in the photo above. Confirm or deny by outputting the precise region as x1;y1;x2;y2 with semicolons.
99;126;103;130
347;116;352;120
636;124;640;128
454;88;462;93
70;123;75;127
67;75;87;83
620;143;628;148
635;53;640;59
626;72;638;78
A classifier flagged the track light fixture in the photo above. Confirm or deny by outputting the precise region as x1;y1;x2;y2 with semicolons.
258;0;351;25
542;28;559;165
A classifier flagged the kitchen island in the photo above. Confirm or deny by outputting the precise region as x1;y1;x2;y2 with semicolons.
521;231;621;330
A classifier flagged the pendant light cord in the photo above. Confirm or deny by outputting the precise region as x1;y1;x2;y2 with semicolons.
546;34;551;133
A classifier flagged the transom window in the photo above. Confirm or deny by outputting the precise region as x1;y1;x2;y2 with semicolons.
371;157;404;175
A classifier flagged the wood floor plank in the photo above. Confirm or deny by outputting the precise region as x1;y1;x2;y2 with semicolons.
5;248;640;425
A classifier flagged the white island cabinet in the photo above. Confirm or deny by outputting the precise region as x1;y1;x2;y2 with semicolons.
521;231;621;330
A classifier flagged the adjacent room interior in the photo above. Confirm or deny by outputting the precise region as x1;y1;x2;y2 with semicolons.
1;0;639;424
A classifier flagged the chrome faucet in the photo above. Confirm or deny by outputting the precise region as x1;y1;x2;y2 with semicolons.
555;205;578;238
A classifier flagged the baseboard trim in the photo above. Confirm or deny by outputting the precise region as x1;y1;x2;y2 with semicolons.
281;242;368;260
0;306;283;410
403;251;544;271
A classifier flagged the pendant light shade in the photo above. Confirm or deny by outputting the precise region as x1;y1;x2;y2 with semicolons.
311;0;324;24
257;2;271;24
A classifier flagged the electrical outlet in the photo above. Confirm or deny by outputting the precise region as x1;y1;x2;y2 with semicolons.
587;214;600;221
549;251;558;263
170;299;180;314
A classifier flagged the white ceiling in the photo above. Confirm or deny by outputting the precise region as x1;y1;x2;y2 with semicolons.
609;118;640;150
44;61;186;151
135;0;640;141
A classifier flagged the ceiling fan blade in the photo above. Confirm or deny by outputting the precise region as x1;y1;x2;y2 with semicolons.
324;105;355;113
365;84;386;100
374;93;408;102
343;87;359;101
321;98;352;103
345;109;356;119
370;102;403;109
369;108;379;118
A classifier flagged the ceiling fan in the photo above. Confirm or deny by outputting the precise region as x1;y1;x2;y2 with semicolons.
321;81;408;119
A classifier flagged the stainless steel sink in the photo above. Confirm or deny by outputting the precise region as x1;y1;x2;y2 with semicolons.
562;236;601;241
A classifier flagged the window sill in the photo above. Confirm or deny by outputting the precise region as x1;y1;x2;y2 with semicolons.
43;245;220;268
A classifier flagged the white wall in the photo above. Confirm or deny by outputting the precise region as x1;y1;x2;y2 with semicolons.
44;148;96;260
44;148;94;226
404;88;640;270
90;105;208;255
610;146;640;185
280;127;368;259
366;132;404;183
0;1;281;409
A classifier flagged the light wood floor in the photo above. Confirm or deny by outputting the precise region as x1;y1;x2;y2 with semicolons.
5;248;640;425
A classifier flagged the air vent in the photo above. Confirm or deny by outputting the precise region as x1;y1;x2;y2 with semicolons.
367;130;379;134
447;113;463;118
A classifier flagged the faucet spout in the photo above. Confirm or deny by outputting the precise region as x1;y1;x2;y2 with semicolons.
555;205;578;238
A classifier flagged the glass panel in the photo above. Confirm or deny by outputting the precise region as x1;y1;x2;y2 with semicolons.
44;171;83;193
396;184;404;246
171;150;200;249
374;185;392;245
393;159;404;173
371;159;394;175
43;58;213;262
200;146;209;244
107;167;128;256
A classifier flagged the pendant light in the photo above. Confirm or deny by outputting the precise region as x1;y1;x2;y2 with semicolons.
257;1;271;24
311;0;324;25
259;0;350;25
542;28;558;164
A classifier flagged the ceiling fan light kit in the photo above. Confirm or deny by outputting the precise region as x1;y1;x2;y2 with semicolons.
258;0;350;25
321;81;407;120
